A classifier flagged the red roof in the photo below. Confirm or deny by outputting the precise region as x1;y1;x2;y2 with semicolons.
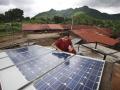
95;27;112;36
22;24;65;31
61;24;71;30
72;30;119;46
72;25;112;36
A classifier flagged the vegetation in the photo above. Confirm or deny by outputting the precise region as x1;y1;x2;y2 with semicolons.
0;8;24;36
34;6;120;20
0;23;22;37
0;6;120;38
33;6;120;37
0;8;24;22
72;12;120;37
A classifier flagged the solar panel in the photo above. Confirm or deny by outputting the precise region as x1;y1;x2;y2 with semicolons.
33;56;105;90
0;57;14;70
17;51;71;81
6;45;54;64
0;52;8;59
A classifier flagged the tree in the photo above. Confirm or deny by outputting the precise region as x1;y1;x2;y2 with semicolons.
5;8;24;22
112;21;120;37
73;12;94;25
24;17;30;21
64;17;72;24
53;16;64;23
0;14;5;22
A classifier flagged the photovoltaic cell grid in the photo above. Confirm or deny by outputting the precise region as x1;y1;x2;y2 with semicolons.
17;51;70;81
6;45;54;64
6;45;71;81
33;56;104;90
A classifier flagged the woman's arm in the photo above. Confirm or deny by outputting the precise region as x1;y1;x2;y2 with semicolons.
51;43;63;52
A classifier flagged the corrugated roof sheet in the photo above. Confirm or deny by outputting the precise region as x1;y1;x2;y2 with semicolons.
22;24;48;31
72;25;112;36
72;30;119;46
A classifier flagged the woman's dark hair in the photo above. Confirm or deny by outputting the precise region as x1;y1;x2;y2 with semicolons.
60;31;70;37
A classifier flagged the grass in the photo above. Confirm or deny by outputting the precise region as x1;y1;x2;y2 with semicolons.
0;22;22;37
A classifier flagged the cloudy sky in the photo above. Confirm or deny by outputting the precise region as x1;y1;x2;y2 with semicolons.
0;0;120;17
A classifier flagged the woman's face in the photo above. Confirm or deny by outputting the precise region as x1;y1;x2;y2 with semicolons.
63;36;69;40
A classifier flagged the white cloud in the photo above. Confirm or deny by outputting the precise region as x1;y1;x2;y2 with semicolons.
94;7;120;14
0;0;120;17
0;0;80;17
0;4;15;14
0;0;10;5
78;0;120;14
30;0;80;17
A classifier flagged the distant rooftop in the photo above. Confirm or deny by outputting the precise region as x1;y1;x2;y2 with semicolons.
72;29;119;46
22;24;67;31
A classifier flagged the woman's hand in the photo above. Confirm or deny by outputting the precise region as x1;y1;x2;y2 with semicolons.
68;45;74;52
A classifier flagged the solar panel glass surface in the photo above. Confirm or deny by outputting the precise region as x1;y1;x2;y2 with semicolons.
6;45;71;81
33;56;104;90
6;45;54;64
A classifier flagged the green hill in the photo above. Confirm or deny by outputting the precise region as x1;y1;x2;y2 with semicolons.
34;6;120;20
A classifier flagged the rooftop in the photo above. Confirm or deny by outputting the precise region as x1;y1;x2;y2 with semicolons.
72;29;119;46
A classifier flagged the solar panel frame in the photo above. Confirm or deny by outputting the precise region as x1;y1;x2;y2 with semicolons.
0;65;30;90
33;55;105;90
0;45;56;71
0;52;8;59
0;57;14;70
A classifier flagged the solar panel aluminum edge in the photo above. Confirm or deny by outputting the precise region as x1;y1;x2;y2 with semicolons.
96;59;105;90
32;55;105;90
0;57;14;70
0;65;30;90
0;52;8;59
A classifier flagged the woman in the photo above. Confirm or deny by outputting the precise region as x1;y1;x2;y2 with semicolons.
52;32;76;54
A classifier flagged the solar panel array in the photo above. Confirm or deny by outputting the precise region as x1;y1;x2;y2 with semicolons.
4;45;105;90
